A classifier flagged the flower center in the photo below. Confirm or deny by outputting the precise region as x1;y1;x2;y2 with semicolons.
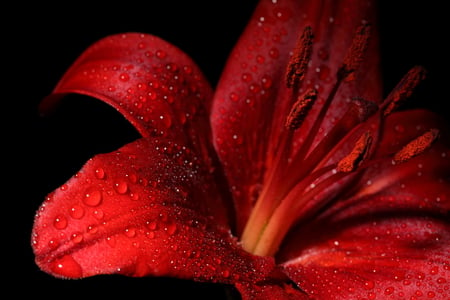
240;23;437;257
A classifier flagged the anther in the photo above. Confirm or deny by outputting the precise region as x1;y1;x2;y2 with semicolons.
337;131;372;172
286;26;314;88
337;23;371;80
393;129;439;164
285;89;318;130
382;66;427;116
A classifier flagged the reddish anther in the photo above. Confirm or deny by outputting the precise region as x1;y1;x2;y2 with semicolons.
338;23;371;80
393;128;439;163
337;131;372;172
383;65;427;116
285;26;314;88
285;89;318;130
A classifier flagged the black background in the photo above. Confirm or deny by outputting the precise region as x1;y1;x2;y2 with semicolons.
7;1;449;298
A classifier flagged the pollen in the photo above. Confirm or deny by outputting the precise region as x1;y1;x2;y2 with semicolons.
337;23;371;80
337;131;372;172
383;65;427;116
393;129;439;163
285;26;314;88
285;89;318;130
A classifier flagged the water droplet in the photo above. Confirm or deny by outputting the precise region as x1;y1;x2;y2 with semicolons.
436;277;446;284
147;220;158;230
241;73;252;82
71;232;84;244
268;47;279;59
159;114;172;128
130;192;140;201
256;55;265;64
69;204;85;219
106;236;117;247
156;49;167;59
124;228;137;238
114;181;128;194
93;209;104;220
317;65;331;81
261;75;273;89
430;266;439;275
48;239;60;250
119;73;130;82
165;223;177;235
384;287;395;295
53;216;68;230
50;255;83;278
83;189;103;207
364;280;375;290
94;168;106;179
87;224;98;234
229;92;239;102
273;7;292;21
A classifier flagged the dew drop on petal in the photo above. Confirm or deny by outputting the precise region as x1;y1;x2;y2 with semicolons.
83;189;103;207
69;204;85;219
384;287;395;295
436;277;446;284
156;49;167;59
114;181;128;194
165;223;177;235
106;236;117;247
48;239;60;250
364;280;375;290
119;73;130;82
50;255;83;278
53;216;68;230
71;232;84;244
124;228;137;238
87;224;98;234
159;114;172;128
94;168;106;179
269;47;279;59
93;209;104;220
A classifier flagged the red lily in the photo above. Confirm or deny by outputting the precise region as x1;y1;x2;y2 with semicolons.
32;0;450;299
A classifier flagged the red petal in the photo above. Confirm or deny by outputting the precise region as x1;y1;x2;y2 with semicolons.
210;0;382;231
32;137;275;282
282;218;450;299
40;33;216;165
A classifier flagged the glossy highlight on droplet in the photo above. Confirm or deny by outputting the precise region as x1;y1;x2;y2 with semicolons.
50;255;83;278
83;189;103;207
53;215;68;230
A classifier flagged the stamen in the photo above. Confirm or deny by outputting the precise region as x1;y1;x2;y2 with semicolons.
382;66;427;116
393;129;439;163
286;26;314;88
337;131;372;172
285;89;318;130
337;23;371;80
283;98;377;191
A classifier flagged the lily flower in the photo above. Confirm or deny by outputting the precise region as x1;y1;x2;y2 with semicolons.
32;0;450;299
